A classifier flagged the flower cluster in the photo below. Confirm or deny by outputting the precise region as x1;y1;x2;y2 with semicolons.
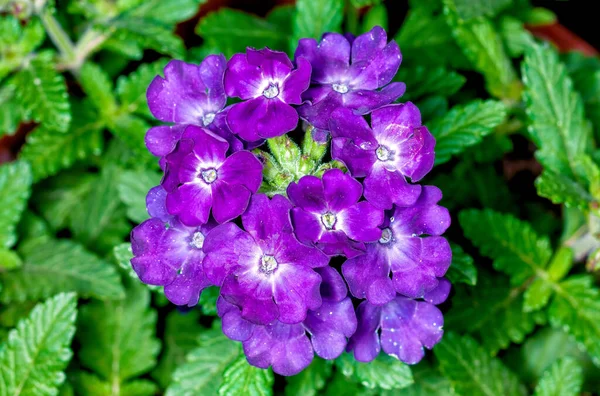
131;26;452;376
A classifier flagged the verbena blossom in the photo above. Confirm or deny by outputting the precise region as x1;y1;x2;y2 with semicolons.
146;55;244;155
347;280;450;364
329;103;435;209
133;26;453;376
130;186;214;306
295;26;406;130
203;194;328;325
343;186;452;304
161;125;262;226
288;168;384;258
218;266;356;376
225;48;311;142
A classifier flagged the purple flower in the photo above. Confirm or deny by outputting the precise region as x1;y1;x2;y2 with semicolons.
130;216;215;307
146;56;243;156
343;186;452;304
347;294;445;364
295;26;406;130
287;169;384;258
218;266;357;376
161;125;262;226
224;48;312;142
203;194;329;325
330;103;434;210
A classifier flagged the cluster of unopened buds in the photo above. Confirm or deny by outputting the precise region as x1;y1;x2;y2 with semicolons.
131;26;452;376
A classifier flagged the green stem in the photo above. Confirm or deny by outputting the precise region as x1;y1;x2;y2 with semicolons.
39;8;76;65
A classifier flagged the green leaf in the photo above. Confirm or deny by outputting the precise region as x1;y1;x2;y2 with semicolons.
535;170;595;210
79;62;118;117
77;280;161;392
152;311;203;389
0;161;32;249
116;59;168;119
166;326;240;396
445;271;545;354
566;57;600;137
14;51;71;132
0;16;45;78
392;363;454;396
293;0;344;41
72;371;157;396
547;247;574;282
523;278;553;313
396;7;469;69
128;0;205;24
446;244;477;286
533;358;583;396
362;4;388;33
435;333;525;396
452;0;513;20
117;169;161;223
110;18;185;58
0;239;124;302
522;43;592;180
198;286;219;316
218;355;274;396
19;102;104;182
34;171;96;231
285;358;332;396
0;82;21;137
0;249;22;270
106;114;149;155
336;353;413;391
500;16;535;58
0;293;77;396
70;166;130;254
112;243;161;293
396;66;465;102
548;275;600;365
459;209;553;285
196;9;291;57
443;1;520;99
429;100;507;166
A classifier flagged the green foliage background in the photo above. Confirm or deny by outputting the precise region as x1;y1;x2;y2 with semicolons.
1;0;600;395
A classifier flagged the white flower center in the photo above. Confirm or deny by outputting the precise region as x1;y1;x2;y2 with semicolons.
260;255;278;274
376;145;392;161
321;211;337;230
190;232;205;249
332;83;349;94
379;228;393;244
262;83;280;99
202;112;215;126
200;168;217;184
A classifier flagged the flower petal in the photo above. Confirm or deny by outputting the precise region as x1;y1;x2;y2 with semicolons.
342;243;394;305
273;264;322;324
217;297;256;341
221;274;279;325
290;207;322;245
304;298;357;359
347;301;382;363
423;277;451;305
224;53;264;99
349;28;402;90
166;183;212;226
295;34;351;84
218;150;263;192
242;194;293;241
322;168;363;212
391;185;451;236
146;185;171;222
281;57;312;105
363;165;421;210
287;175;328;214
210;181;252;224
343;82;406;115
145;124;186;157
338;201;384;242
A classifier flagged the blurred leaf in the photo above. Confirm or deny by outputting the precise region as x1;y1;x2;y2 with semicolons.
152;311;203;389
392;362;454;396
533;358;582;396
72;371;157;396
285;358;332;396
19;102;104;181
500;16;535;58
459;209;552;285
117;169;161;223
444;0;520;99
362;4;387;33
106;113;150;156
548;275;600;365
452;0;512;20
198;286;219;316
0;81;21;137
0;16;45;79
436;333;525;395
0;293;77;396
70;166;130;254
397;66;465;102
535;169;595;210
446;244;477;286
0;239;124;302
522;43;592;181
116;59;168;119
76;280;161;394
79;62;118;117
293;0;344;41
197;8;291;56
166;326;239;395
14;51;71;132
0;161;32;249
0;249;22;270
110;18;185;58
446;271;545;355
218;355;274;396
128;0;205;24
336;353;413;391
430;100;507;166
564;52;600;138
